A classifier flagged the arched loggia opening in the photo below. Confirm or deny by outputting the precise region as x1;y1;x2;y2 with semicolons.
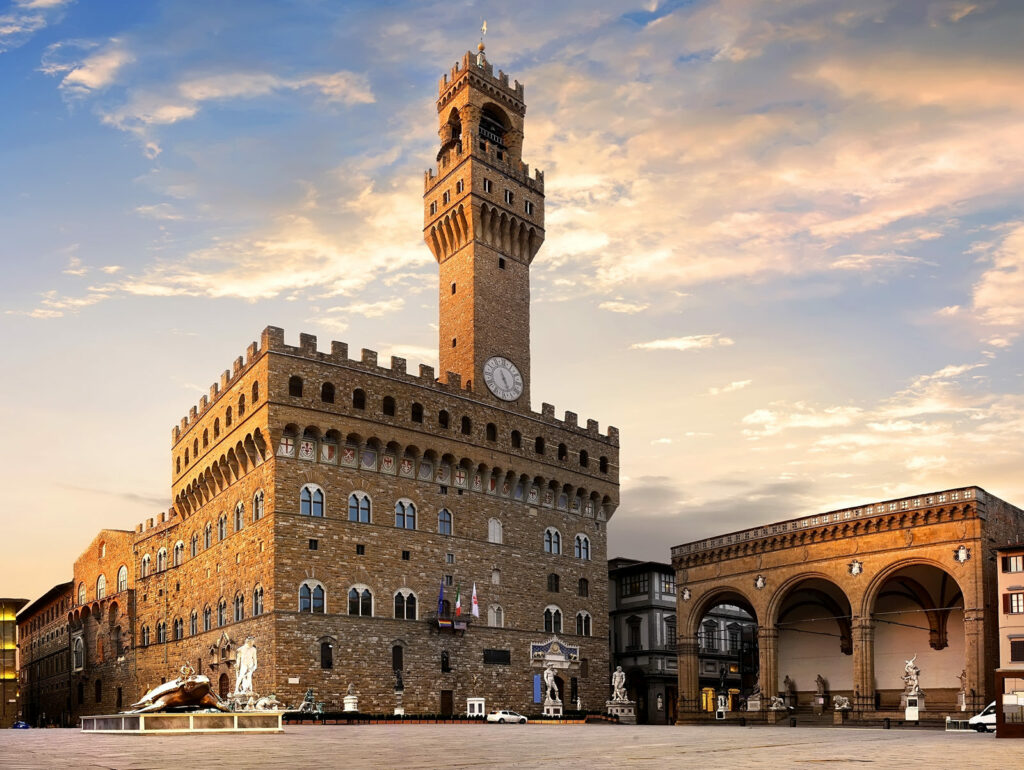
690;591;758;713
867;563;965;710
772;577;854;707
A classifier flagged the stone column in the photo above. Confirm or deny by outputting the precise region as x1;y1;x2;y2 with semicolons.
851;617;875;712
676;637;701;716
963;607;987;712
757;626;778;703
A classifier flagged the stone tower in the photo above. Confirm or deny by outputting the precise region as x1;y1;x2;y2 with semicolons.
424;44;545;408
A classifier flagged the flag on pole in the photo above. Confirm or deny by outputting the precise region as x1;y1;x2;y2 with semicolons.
437;580;445;617
471;583;479;618
455;584;462;616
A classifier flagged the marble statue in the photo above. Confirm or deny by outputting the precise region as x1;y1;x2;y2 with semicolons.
543;664;560;702
255;694;284;711
833;695;851;711
611;666;627;702
347;683;356;696
958;669;968;693
768;696;787;711
902;655;921;694
234;636;258;696
576;696;583;711
128;664;229;714
656;693;664;711
815;674;826;696
783;675;795;694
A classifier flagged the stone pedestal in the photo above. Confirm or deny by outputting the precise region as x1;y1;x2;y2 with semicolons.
394;691;404;716
813;695;826;716
343;694;359;713
543;698;563;718
833;709;848;725
958;691;967;712
606;700;636;725
746;695;761;712
899;692;925;711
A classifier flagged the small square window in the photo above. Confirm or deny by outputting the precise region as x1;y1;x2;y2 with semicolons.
430;201;437;215
504;189;514;205
451;282;456;294
484;179;492;193
498;257;506;269
439;485;448;495
309;539;318;550
525;200;534;215
445;574;454;586
443;191;451;204
402;550;411;561
446;553;455;564
456;180;464;193
356;544;365;555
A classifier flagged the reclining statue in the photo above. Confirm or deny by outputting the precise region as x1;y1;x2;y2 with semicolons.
127;664;230;714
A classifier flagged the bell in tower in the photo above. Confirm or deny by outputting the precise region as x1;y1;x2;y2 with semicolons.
424;47;545;408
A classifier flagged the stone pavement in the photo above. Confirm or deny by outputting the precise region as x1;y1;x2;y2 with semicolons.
0;724;1013;769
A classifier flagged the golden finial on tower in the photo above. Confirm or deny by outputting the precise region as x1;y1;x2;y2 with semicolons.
477;20;487;64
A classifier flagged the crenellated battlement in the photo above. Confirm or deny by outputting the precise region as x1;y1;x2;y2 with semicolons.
438;51;524;105
424;140;544;195
135;507;179;536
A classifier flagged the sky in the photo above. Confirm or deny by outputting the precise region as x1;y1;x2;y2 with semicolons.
2;0;1023;602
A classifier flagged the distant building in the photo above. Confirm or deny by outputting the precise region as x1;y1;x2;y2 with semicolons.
1;597;28;728
995;544;1024;737
16;583;73;726
607;558;677;723
696;603;757;711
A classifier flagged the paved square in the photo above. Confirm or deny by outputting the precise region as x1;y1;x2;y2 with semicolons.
0;724;1014;769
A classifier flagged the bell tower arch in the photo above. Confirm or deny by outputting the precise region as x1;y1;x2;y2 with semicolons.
424;44;545;408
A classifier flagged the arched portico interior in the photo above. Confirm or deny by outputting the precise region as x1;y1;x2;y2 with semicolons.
689;591;758;712
774;577;853;704
867;563;965;710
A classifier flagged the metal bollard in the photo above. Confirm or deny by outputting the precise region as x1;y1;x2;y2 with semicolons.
790;717;797;727
739;717;746;727
883;718;891;729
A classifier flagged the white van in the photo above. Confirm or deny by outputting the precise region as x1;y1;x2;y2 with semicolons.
967;701;996;733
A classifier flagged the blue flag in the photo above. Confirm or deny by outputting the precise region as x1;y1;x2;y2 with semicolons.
437;580;445;617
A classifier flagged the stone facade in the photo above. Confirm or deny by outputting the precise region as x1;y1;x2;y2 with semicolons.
18;48;620;721
672;486;1024;721
16;585;71;726
1;597;28;727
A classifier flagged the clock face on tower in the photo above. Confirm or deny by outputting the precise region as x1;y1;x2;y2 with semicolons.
483;356;523;401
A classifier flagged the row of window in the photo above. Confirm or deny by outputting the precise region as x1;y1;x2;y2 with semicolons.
429;180;534;216
139;493;265;578
140;587;266;644
177;382;261;472
283;381;610;473
78;568;128;605
299;485;592;557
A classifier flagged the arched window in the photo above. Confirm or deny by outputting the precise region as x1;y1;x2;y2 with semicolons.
395;500;416;530
217;515;227;540
511;430;522;449
193;438;199;457
184;448;189;465
234;502;244;532
438;508;453;536
352;388;366;409
204;523;212;549
348;492;371;523
301;484;325;517
460;416;472;435
579;449;589;468
234;593;244;622
140;556;150;579
574;535;590;560
214;418;220;438
348;586;373;617
217;598;227;627
176;457;181;473
544;606;562;634
288;376;303;397
252;586;264;616
252;381;259;403
547;573;560;593
156;622;166;644
299;580;326;613
411;402;423;422
488;518;503;544
535;436;545;454
190;611;198;636
190;533;199;558
492;569;500;585
237;393;245;416
576;611;592;636
321;383;335;403
173;541;185;566
202;429;209;448
321;640;334;669
117;566;128;593
544;528;561;555
394;589;417;620
438;410;450;429
73;637;84;669
141;625;150;647
203;606;212;632
156;548;167;572
383;396;396;416
96;574;106;600
488;605;504;628
252;490;264;521
225;407;232;427
558;443;567;461
486;423;497;441
599;456;609;473
174;617;184;640
578;578;589;597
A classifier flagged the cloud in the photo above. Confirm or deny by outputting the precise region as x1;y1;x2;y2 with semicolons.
742;404;862;437
62;255;87;276
0;0;72;53
650;438;673;445
972;223;1024;329
134;204;183;221
709;379;752;396
598;299;649;314
41;39;134;97
830;253;926;271
632;334;734;352
326;298;405;318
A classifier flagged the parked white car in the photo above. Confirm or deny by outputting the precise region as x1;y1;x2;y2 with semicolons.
968;701;996;733
486;710;528;724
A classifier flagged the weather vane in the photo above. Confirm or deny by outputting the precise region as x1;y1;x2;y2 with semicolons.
477;19;487;64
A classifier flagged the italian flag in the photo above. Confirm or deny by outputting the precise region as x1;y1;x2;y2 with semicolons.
455;585;462;616
471;583;479;618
